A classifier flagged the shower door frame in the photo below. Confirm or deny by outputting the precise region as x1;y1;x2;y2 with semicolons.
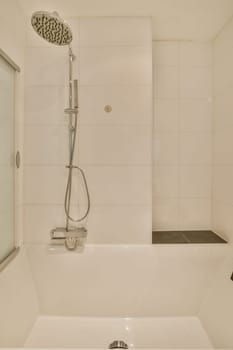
0;48;21;272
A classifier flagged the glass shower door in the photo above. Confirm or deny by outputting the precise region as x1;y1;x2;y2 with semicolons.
0;55;15;263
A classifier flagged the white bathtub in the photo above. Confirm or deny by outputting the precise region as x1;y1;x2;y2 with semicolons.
0;243;232;349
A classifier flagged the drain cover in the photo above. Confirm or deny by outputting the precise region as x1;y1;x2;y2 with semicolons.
109;340;128;349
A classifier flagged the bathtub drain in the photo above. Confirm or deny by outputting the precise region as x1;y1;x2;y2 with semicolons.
109;341;128;349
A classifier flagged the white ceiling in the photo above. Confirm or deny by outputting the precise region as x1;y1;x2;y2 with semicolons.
19;0;233;40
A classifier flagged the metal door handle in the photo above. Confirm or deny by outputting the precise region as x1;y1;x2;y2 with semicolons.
16;151;20;168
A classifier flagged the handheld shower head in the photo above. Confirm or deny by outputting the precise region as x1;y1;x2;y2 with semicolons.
31;11;73;46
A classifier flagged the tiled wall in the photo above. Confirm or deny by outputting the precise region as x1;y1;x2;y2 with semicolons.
152;41;213;231
211;18;233;244
198;18;233;349
24;17;152;244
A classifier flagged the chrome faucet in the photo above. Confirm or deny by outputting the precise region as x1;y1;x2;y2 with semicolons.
50;226;87;251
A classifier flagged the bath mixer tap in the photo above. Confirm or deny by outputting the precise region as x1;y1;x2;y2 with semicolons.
50;226;87;251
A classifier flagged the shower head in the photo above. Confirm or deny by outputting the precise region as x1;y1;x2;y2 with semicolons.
31;11;73;46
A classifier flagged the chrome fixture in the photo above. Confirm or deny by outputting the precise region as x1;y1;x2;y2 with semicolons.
109;341;128;349
31;11;72;46
50;227;87;251
64;50;90;227
15;151;20;169
104;105;112;113
0;247;20;273
31;11;90;250
0;48;20;72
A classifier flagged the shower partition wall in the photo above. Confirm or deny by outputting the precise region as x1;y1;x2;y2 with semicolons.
0;49;20;271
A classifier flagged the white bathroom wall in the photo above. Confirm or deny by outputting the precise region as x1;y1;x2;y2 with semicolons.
24;17;152;244
152;41;213;231
211;17;233;244
0;2;39;346
199;16;233;349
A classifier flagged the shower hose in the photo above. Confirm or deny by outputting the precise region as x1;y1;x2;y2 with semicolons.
64;110;91;227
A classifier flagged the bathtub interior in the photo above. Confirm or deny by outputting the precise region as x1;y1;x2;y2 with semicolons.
0;243;232;349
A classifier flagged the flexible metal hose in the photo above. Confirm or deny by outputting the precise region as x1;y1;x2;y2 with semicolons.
64;113;91;225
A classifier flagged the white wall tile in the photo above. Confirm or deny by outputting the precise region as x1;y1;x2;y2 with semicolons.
24;126;68;165
80;46;152;85
212;166;233;204
24;165;151;206
179;133;212;165
179;198;211;230
213;56;232;96
179;166;212;198
64;18;80;47
24;166;66;204
180;66;211;99
153;42;179;66
212;200;233;242
24;86;67;125
152;41;212;231
214;90;233;131
86;205;152;243
153;133;179;165
79;125;151;165
156;66;179;98
214;130;233;165
24;204;152;244
154;99;179;132
80;18;151;47
84;165;152;206
79;85;152;125
152;198;179;231
179;42;212;67
153;166;178;198
180;100;212;132
25;47;79;86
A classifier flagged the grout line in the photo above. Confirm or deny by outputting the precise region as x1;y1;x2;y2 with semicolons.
23;202;151;207
26;44;152;49
23;163;152;167
25;83;153;88
177;41;181;231
23;203;151;207
24;123;153;128
152;39;212;44
210;40;215;233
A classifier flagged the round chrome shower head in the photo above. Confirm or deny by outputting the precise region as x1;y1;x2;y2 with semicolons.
31;11;73;46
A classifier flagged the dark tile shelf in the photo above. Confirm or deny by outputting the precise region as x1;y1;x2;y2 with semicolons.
152;230;227;244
